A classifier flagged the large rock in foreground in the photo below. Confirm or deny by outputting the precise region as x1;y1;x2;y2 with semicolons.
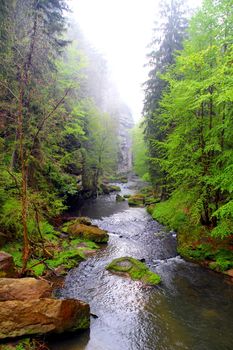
0;251;16;278
106;257;161;285
65;221;109;243
0;278;52;301
0;298;90;339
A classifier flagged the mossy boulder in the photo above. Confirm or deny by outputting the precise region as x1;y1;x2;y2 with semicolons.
100;183;121;194
107;174;128;183
64;222;109;243
69;217;92;226
106;257;161;285
144;197;160;206
128;194;145;207
146;204;156;215
116;194;125;202
123;194;131;199
109;185;121;192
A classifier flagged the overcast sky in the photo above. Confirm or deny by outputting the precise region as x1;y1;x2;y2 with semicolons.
69;0;202;121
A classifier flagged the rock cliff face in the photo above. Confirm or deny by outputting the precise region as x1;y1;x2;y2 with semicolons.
117;104;134;173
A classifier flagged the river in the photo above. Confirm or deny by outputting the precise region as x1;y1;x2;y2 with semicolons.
50;176;233;350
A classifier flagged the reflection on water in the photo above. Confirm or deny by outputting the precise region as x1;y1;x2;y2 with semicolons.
50;177;233;350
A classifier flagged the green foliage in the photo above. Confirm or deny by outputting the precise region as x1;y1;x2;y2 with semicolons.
143;0;188;197
0;198;22;234
142;0;233;243
4;241;24;268
70;238;99;250
132;124;149;179
0;0;124;267
46;249;85;270
151;191;190;231
28;260;46;276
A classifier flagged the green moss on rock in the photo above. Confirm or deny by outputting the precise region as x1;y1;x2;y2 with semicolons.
116;194;125;202
128;194;145;207
106;257;161;285
65;222;109;243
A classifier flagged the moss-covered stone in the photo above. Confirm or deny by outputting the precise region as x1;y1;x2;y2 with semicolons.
116;194;125;202
65;223;109;243
100;183;121;194
128;194;145;207
109;185;121;192
107;174;128;183
146;204;156;215
64;217;92;227
106;257;161;285
144;197;160;205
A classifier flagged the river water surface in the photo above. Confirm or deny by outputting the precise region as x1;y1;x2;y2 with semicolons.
51;177;233;350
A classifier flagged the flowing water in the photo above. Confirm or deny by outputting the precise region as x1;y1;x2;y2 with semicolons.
51;176;233;350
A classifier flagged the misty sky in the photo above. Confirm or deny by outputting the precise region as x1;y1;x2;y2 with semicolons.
69;0;202;121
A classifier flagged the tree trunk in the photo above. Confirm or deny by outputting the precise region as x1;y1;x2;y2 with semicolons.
18;77;30;273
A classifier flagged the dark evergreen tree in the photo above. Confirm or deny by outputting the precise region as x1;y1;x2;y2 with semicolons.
143;0;188;198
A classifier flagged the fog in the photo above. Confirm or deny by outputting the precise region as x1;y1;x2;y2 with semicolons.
69;0;203;121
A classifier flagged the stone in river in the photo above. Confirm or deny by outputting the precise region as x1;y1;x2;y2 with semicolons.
106;257;161;285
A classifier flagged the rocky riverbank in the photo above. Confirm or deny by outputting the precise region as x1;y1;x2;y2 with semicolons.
0;214;111;349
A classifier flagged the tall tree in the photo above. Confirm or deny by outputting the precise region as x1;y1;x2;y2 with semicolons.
0;0;69;271
159;0;233;234
143;0;188;198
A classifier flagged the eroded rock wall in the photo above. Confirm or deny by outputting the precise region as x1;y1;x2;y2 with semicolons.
117;104;134;173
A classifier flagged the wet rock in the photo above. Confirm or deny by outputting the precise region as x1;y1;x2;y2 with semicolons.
106;257;161;285
66;223;109;243
0;278;52;301
144;197;160;205
116;194;125;202
0;252;16;278
100;183;121;194
0;298;90;339
128;194;145;207
109;185;121;192
69;217;92;226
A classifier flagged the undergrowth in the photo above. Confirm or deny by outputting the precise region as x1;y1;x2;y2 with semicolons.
150;191;233;273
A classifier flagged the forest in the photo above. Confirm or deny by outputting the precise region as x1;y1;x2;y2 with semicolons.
133;0;233;272
0;0;233;349
0;0;133;272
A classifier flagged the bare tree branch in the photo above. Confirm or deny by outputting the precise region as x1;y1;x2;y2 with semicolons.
0;81;19;101
29;87;72;156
